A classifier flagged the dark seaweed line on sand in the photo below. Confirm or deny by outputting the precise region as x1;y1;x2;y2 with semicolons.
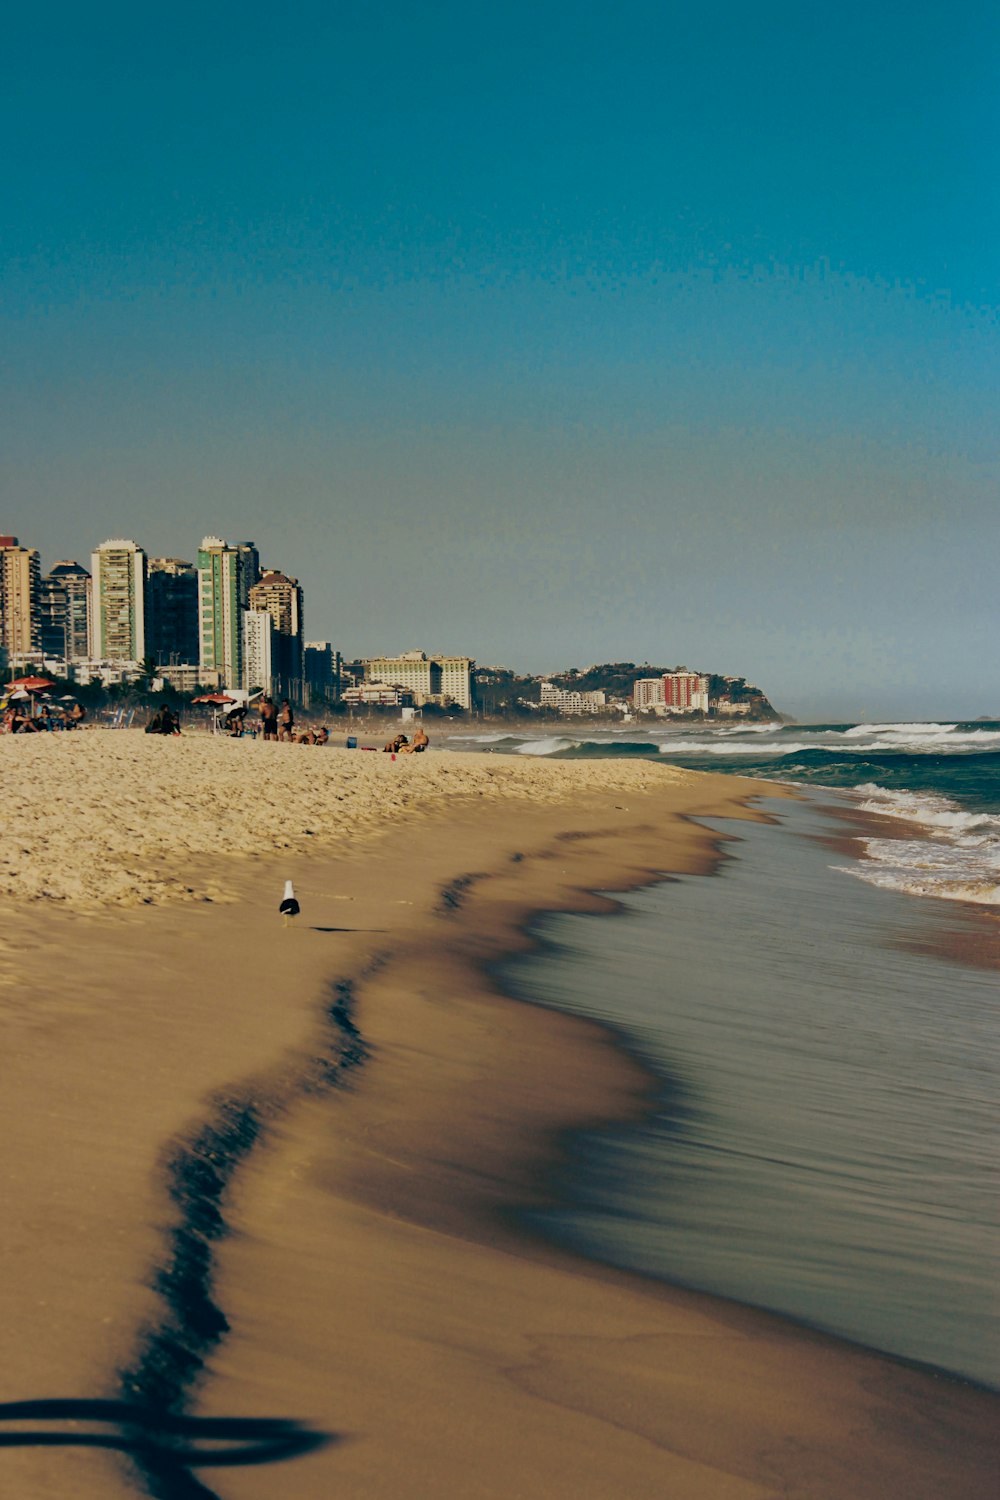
115;966;379;1500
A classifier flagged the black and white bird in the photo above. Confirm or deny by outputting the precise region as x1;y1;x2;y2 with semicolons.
279;879;300;927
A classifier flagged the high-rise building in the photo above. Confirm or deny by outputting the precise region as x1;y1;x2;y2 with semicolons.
243;609;275;696
248;570;304;691
304;641;340;705
90;539;147;662
197;537;259;689
0;537;42;660
663;671;709;712
39;561;91;661
632;677;666;710
147;558;199;665
363;650;474;709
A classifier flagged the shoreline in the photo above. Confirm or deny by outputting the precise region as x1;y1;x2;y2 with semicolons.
193;786;995;1499
2;743;997;1497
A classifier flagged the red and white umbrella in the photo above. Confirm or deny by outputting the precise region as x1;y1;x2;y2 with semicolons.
191;693;238;705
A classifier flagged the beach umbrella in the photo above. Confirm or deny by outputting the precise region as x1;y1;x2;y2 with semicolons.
191;693;237;705
5;675;57;692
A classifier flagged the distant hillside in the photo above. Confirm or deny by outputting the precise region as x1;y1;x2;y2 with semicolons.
545;664;779;718
471;663;779;719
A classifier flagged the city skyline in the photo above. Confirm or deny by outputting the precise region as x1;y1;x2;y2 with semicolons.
2;3;997;721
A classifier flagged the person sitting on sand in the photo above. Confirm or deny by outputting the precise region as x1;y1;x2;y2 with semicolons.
225;706;246;737
398;727;429;753
68;701;86;728
383;734;408;753
278;700;295;741
143;705;175;735
315;726;329;745
259;696;278;740
296;728;316;745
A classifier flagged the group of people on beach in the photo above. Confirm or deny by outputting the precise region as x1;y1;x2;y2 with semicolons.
383;728;430;754
2;700;86;733
224;696;330;745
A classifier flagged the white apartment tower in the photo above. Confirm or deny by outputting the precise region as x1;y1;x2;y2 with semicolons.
197;537;260;689
90;539;147;662
243;609;275;696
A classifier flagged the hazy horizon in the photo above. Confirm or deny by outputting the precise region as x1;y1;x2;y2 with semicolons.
3;2;997;724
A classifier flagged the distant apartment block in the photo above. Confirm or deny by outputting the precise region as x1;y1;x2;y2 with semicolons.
363;650;474;709
147;557;199;666
198;537;260;689
304;641;340;705
0;537;42;659
90;539;147;662
243;608;275;696
663;671;709;712
342;683;413;708
540;682;608;715
632;677;666;710
40;561;91;662
156;664;223;694
248;570;304;688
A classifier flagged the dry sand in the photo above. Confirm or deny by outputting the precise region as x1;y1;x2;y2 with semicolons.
1;732;996;1499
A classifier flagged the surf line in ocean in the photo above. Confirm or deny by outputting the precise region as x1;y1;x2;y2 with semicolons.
447;719;1000;912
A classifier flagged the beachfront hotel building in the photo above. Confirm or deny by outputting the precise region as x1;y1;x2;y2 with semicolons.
363;651;474;710
89;539;147;663
0;536;42;660
147;558;199;666
539;682;608;715
664;671;709;712
39;561;91;662
248;570;304;690
197;537;260;690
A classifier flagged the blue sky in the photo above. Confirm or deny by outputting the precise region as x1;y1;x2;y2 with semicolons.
2;1;997;718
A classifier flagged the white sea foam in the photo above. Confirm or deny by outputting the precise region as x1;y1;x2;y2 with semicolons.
514;736;577;756
842;722;956;738
838;784;1000;907
659;740;811;756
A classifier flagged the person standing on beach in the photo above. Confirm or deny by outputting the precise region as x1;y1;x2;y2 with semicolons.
259;696;278;740
278;699;295;741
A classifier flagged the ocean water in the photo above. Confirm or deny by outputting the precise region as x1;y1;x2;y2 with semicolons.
453;719;1000;907
486;723;1000;1388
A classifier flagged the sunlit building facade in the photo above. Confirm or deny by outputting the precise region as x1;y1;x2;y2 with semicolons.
0;537;42;660
198;537;260;689
90;539;147;662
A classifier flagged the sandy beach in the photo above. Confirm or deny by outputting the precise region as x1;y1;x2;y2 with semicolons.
1;732;997;1499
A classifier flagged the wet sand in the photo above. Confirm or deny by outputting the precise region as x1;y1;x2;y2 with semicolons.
1;736;996;1498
